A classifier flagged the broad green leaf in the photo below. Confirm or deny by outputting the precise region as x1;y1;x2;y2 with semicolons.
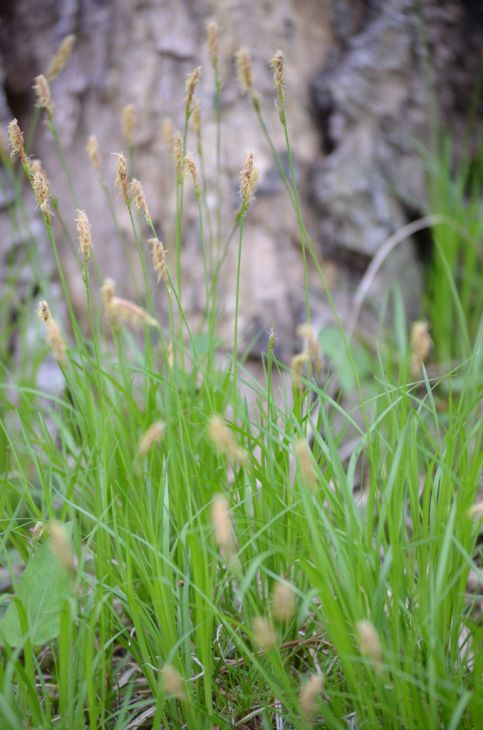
0;529;73;647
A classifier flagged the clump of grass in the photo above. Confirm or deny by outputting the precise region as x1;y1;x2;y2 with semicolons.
0;26;482;730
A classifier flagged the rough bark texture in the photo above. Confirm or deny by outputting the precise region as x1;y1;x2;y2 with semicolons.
0;0;481;363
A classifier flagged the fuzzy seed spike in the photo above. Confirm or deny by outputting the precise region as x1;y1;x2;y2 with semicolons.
46;34;76;82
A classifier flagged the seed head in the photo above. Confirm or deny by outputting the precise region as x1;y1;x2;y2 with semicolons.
37;300;66;364
191;100;202;139
75;209;92;261
33;75;55;118
102;282;158;330
207;415;247;466
410;320;432;376
86;134;102;172
185;155;201;195
149;238;169;287
356;619;383;671
299;674;324;724
207;21;219;72
297;323;323;374
161;117;174;148
122;103;136;146
48;521;74;571
30;162;53;223
240;151;257;208
271;580;296;623
114;152;129;204
211;494;236;562
31;521;44;542
295;439;317;489
46;34;76;82
468;502;483;520
138;421;166;457
101;278;115;308
185;66;202;114
269;49;284;93
236;48;254;95
173;132;184;182
8;119;26;163
130;178;151;223
162;664;186;701
291;352;308;391
252;616;277;652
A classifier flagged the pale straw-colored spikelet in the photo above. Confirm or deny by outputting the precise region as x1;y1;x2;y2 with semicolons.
46;34;76;82
31;521;44;542
114;152;129;204
30;160;53;223
167;342;174;369
291;352;308;391
269;49;284;93
236;48;254;95
101;278;158;329
161;117;174;148
299;674;324;724
162;664;186;701
252;616;277;651
356;619;383;671
185;66;202;113
8;119;26;163
122;103;135;146
173;132;184;182
48;521;74;571
297;323;323;374
271;580;296;622
75;209;92;261
86;134;102;172
138;420;166;457
185;155;201;195
208;415;247;466
207;21;219;71
191;101;202;139
295;439;317;489
211;494;236;562
33;75;55;118
240;151;257;208
468;502;483;520
37;300;66;364
148;238;169;287
410;320;432;376
130;178;151;223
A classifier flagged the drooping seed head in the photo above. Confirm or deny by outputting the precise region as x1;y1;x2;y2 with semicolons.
75;209;92;261
130;178;151;223
37;299;66;364
252;616;277;652
356;619;383;671
149;238;169;287
291;352;308;391
211;494;236;562
185;155;201;195
48;521;74;571
138;421;166;457
86;134;102;172
208;415;247;466
240;150;257;208
114;152;129;204
33;75;55;118
122;103;136;146
101;278;115;308
46;34;76;82
269;49;284;93
410;320;432;376
8;118;26;162
299;674;324;724
271;580;297;623
297;323;323;374
207;21;219;72
185;66;202;113
104;293;158;330
30;161;53;223
162;664;186;701
236;47;254;95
